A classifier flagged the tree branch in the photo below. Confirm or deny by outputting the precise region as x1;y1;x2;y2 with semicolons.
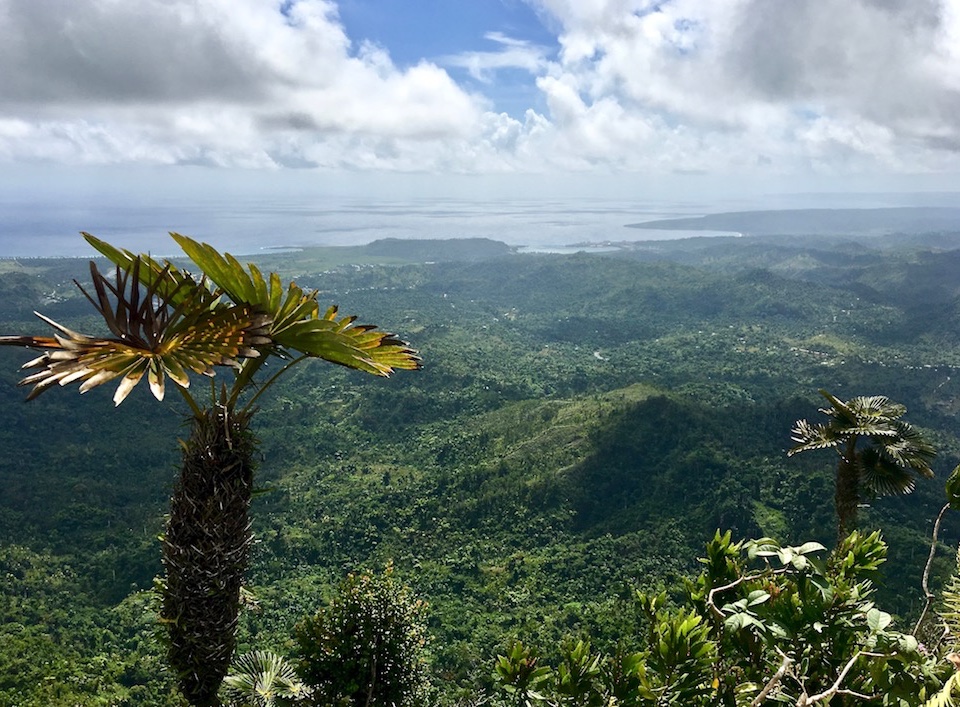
914;502;951;636
796;651;885;706
750;651;793;707
706;569;789;621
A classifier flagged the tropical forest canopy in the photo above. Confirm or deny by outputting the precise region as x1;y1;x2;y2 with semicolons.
2;226;960;704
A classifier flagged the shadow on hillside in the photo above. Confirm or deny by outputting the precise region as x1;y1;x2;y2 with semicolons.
551;395;834;545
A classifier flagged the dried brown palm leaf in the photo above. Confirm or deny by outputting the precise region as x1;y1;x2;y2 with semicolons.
0;257;270;405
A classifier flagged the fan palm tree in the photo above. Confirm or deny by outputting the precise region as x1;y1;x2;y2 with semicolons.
788;389;935;540
222;651;308;707
0;232;420;706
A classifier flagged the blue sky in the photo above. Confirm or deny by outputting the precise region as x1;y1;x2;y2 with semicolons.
0;0;958;200
336;0;555;67
336;0;557;117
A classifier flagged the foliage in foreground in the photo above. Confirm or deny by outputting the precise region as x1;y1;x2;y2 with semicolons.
493;530;950;706
222;650;307;707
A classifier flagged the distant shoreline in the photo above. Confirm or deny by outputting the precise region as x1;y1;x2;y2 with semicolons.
627;206;960;236
3;206;960;259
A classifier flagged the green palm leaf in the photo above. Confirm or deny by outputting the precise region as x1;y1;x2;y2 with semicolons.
170;233;318;330
848;394;905;420
858;447;918;496
274;308;420;376
222;650;307;707
880;421;936;475
170;233;420;375
170;233;268;306
4;233;419;408
83;232;218;309
788;420;841;455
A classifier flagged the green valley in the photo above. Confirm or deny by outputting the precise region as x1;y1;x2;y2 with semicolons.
1;228;960;704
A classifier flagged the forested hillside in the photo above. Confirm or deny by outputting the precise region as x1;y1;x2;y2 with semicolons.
1;231;960;704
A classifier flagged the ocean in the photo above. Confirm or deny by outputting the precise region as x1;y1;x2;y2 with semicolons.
0;190;948;259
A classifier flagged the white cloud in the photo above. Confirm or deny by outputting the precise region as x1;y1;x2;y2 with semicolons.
441;32;551;82
522;0;960;174
0;0;959;180
0;0;485;168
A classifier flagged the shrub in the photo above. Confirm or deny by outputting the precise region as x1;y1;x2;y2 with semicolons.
293;564;431;706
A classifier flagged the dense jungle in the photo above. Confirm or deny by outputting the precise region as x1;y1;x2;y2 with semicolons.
3;223;960;705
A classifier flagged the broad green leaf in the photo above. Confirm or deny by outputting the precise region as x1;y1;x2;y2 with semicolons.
274;319;419;376
83;232;216;309
777;548;795;565
866;608;892;633
898;634;919;654
947;464;960;510
724;613;761;632
172;233;259;305
747;538;781;559
795;541;827;555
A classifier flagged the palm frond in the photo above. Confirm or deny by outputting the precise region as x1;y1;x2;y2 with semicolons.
787;420;841;455
222;650;307;707
274;307;420;376
83;232;218;309
818;389;860;426
858;447;917;497
0;258;268;404
171;233;319;332
3;234;419;409
881;421;936;476
172;233;421;375
924;665;960;707
171;233;272;306
847;394;905;421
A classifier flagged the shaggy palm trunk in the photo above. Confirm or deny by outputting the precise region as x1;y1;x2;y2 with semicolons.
835;440;860;540
161;406;257;707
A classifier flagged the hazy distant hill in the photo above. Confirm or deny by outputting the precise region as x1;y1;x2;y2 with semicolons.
627;207;960;236
361;237;514;261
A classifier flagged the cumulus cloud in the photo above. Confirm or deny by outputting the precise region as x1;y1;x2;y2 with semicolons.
0;0;485;168
0;0;958;177
524;0;960;173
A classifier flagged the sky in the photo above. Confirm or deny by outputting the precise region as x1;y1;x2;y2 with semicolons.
1;0;960;201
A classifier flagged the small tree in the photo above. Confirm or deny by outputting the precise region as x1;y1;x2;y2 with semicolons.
788;390;935;539
293;564;431;707
493;641;551;707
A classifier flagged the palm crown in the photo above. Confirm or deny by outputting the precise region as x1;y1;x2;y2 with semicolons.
788;389;935;537
0;232;420;409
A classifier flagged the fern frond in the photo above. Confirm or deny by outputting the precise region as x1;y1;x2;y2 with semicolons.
924;670;960;707
940;546;960;648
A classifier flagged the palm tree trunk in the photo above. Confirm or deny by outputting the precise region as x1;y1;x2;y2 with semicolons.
835;439;859;540
161;406;257;706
